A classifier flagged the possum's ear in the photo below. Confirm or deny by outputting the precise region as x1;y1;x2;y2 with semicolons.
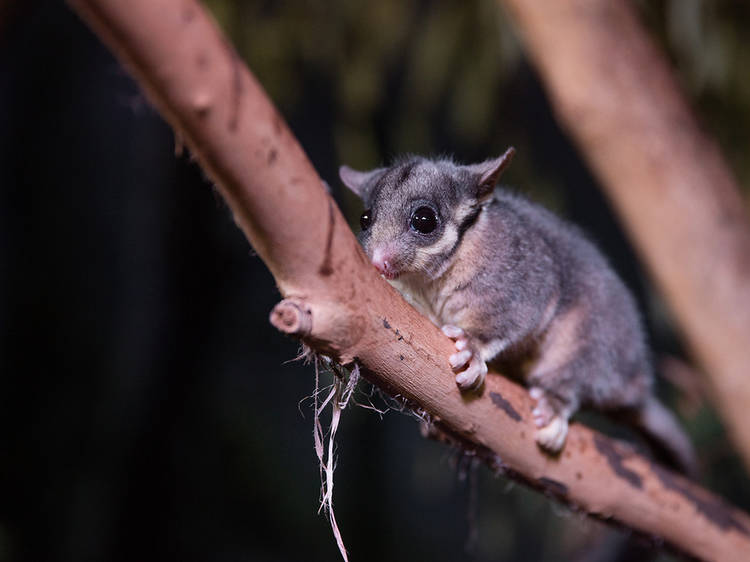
467;147;516;202
339;165;385;199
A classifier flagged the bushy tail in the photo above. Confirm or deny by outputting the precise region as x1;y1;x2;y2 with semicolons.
633;396;698;478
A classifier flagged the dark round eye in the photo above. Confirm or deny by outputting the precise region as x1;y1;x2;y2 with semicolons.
360;210;372;231
410;206;438;234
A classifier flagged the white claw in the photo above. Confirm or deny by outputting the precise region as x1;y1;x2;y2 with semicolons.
529;387;544;400
532;408;548;427
535;416;569;453
441;324;465;339
449;349;472;369
454;338;468;351
455;358;488;390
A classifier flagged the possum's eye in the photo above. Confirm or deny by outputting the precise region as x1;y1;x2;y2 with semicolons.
360;210;372;230
410;206;438;234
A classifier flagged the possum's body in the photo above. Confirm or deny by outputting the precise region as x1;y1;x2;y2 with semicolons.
340;150;696;473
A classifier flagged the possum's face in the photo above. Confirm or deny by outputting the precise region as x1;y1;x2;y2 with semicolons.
340;149;514;281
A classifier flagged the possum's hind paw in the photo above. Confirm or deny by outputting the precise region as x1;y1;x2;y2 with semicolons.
442;324;487;391
535;416;569;452
530;387;569;453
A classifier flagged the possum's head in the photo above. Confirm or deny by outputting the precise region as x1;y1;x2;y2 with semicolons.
340;148;514;281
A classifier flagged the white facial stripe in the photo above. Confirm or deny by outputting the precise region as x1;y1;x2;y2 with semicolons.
411;224;459;272
453;200;478;225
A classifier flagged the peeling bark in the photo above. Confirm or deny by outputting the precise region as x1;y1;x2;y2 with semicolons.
67;0;750;559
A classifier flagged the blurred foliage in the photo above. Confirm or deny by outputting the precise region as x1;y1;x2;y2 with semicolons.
206;0;750;198
203;0;535;222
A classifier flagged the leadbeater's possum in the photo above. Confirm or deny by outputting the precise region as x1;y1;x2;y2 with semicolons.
339;147;696;474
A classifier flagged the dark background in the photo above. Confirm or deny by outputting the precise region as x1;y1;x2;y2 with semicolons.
1;1;749;561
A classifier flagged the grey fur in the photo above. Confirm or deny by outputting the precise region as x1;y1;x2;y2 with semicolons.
340;151;696;473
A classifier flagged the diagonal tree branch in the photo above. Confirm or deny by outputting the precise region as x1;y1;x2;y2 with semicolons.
67;0;750;559
498;0;750;473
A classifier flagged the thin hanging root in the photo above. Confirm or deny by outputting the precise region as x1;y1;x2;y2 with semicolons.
312;358;361;562
337;363;360;409
308;358;427;561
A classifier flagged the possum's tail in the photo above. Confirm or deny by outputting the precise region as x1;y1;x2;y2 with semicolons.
631;396;698;478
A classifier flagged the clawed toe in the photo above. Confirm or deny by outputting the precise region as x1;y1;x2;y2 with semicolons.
535;416;569;453
442;325;486;391
449;349;472;369
441;324;465;339
532;407;550;428
530;390;555;428
529;387;570;453
529;387;544;400
442;324;469;354
455;357;488;390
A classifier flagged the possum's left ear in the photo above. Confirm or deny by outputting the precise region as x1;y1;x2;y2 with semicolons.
467;147;516;202
339;165;385;199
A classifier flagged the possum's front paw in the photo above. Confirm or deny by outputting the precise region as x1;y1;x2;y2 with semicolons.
530;387;569;453
442;324;488;391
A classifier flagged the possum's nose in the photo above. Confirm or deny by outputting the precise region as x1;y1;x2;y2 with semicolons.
371;247;398;279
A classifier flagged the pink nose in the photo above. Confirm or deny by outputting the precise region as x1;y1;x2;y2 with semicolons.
373;257;391;275
371;247;395;277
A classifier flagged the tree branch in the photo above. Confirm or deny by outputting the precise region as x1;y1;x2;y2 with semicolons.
67;0;750;559
498;0;750;473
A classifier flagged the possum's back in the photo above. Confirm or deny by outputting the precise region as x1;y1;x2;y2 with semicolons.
492;189;652;404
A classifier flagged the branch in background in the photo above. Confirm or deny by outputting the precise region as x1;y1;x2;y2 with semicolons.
498;0;750;472
66;0;750;559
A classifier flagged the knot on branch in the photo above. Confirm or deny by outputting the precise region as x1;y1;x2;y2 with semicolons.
270;298;312;337
269;297;362;364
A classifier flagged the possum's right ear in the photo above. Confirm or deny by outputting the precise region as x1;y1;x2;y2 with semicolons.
339;165;384;199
